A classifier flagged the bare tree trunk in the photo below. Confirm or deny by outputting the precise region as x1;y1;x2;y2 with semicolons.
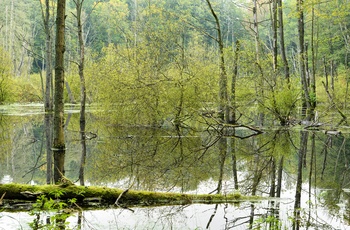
253;0;259;62
276;156;283;197
297;0;311;120
229;40;240;124
277;0;290;83
41;0;53;111
293;131;308;230
45;114;52;184
309;132;315;200
215;138;227;194
53;0;66;183
310;5;316;109
271;0;278;72
205;0;228;124
330;60;335;92
74;0;87;186
323;56;329;90
39;0;54;185
253;0;264;126
230;137;239;190
269;157;276;197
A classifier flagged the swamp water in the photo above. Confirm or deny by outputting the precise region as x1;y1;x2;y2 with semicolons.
0;104;350;229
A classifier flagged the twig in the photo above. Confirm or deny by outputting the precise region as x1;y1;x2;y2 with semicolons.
0;192;6;205
22;162;46;178
115;189;129;205
114;189;134;212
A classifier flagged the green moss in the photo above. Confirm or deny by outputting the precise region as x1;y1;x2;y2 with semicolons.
0;183;258;210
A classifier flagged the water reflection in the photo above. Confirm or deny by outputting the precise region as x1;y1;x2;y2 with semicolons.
1;198;347;229
1;105;350;229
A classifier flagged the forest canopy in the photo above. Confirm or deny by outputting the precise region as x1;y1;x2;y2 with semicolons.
0;0;349;126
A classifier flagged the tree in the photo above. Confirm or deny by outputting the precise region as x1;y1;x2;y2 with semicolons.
205;0;229;124
297;0;313;120
38;0;54;185
72;0;87;186
39;0;54;111
53;0;66;183
277;0;290;81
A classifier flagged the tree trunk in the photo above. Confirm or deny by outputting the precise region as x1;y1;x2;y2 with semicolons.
75;0;87;186
297;0;311;120
53;0;66;184
45;114;53;184
271;0;278;72
205;0;228;124
230;137;239;190
269;157;276;197
253;0;264;126
276;156;283;197
229;40;240;124
43;0;53;112
39;0;54;185
0;184;244;210
215;138;227;194
293;131;308;230
277;0;290;82
310;6;316;109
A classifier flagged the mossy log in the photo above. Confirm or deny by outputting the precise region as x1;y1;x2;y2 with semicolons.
0;184;251;211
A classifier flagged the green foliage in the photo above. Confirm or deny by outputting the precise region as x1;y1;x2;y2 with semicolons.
252;215;283;230
49;189;66;199
12;75;43;103
29;194;71;230
86;18;219;127
0;48;13;103
265;78;300;125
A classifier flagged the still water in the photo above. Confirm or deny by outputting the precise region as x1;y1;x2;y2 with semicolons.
0;104;350;229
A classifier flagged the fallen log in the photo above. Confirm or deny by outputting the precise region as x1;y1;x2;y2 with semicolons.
0;183;250;211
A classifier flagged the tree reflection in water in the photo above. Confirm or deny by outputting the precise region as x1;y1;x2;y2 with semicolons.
1;108;350;229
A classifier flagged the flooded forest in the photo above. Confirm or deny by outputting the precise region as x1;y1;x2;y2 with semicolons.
1;0;350;229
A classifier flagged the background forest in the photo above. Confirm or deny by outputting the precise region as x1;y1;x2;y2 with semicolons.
0;0;350;127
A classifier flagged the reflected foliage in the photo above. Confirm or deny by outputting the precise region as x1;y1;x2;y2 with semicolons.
1;107;350;228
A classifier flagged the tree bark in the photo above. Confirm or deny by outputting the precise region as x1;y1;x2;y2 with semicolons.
39;0;54;185
297;0;311;120
74;0;87;186
293;131;308;230
276;156;283;197
53;0;66;184
277;0;290;81
205;0;228;124
229;40;240;124
40;0;53;111
271;0;278;72
310;5;316;109
253;0;264;126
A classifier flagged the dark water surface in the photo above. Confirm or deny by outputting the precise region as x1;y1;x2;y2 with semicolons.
0;104;350;229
